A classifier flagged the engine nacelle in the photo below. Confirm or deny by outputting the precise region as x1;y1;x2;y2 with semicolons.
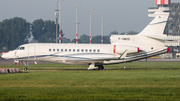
113;45;139;54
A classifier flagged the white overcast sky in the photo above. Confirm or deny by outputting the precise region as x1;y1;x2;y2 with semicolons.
0;0;180;39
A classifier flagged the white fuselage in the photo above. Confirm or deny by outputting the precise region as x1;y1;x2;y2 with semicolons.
2;43;138;65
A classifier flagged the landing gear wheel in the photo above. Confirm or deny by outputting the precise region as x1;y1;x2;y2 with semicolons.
98;65;104;70
24;67;28;71
23;61;29;71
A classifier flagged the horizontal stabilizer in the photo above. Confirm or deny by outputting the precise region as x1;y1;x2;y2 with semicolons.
145;34;174;41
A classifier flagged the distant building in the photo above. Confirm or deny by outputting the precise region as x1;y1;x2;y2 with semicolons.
164;3;180;57
150;1;180;58
164;3;180;36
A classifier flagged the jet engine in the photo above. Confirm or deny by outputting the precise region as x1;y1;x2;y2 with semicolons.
113;45;139;54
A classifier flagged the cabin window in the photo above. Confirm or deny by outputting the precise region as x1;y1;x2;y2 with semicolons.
49;49;51;52
69;49;71;52
57;49;59;52
77;49;80;52
89;49;92;52
61;49;63;52
73;49;75;52
93;49;96;52
81;49;84;52
65;49;67;52
53;49;55;52
97;49;100;52
85;49;88;52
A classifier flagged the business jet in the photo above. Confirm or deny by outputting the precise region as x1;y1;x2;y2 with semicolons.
1;5;171;71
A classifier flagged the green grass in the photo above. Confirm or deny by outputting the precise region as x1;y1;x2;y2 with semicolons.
1;62;180;70
1;62;180;100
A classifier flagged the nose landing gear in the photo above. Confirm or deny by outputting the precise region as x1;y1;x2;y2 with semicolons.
23;61;29;71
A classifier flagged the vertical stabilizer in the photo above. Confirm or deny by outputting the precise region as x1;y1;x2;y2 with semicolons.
110;5;170;52
140;6;170;36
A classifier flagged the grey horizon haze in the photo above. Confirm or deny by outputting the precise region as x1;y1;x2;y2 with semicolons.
0;0;179;40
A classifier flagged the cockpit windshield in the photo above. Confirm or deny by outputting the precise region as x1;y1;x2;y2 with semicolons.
15;47;20;50
20;47;25;50
15;47;25;50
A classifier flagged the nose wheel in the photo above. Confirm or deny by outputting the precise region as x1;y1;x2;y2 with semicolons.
23;61;29;71
24;67;28;71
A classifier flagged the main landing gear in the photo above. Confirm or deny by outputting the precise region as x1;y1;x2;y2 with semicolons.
88;63;104;70
23;61;28;71
97;65;104;70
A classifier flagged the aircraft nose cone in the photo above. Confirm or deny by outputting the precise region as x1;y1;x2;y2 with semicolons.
1;54;6;59
1;54;9;59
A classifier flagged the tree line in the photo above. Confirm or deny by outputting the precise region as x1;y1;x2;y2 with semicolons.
0;17;138;52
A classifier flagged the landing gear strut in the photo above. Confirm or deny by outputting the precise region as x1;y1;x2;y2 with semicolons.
88;63;104;70
23;61;28;71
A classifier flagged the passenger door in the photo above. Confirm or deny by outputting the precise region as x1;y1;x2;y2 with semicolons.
28;46;36;60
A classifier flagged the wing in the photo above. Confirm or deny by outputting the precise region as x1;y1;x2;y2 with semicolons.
65;54;119;64
64;50;129;64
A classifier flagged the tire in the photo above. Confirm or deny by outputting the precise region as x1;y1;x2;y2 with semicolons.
24;67;28;71
98;65;104;70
